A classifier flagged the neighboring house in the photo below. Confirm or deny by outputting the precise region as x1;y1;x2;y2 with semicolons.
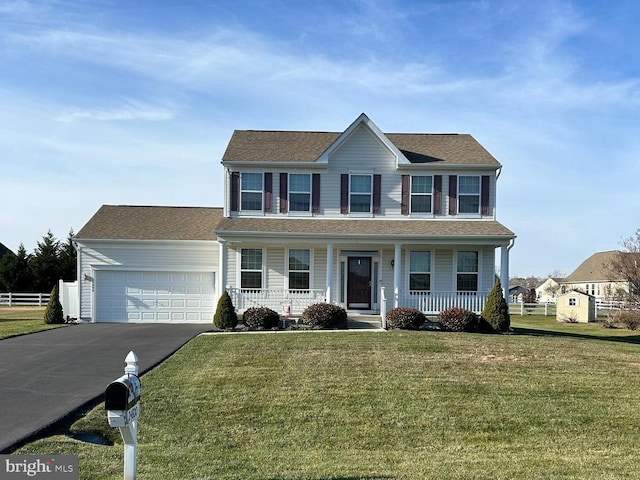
562;250;630;302
75;113;516;323
556;290;596;323
536;277;563;303
0;242;12;260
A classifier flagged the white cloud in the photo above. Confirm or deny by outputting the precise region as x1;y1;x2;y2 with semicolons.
55;99;176;123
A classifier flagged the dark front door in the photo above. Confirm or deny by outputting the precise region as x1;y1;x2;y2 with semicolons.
348;257;372;309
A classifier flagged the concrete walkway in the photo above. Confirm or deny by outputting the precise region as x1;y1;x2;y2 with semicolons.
0;323;212;453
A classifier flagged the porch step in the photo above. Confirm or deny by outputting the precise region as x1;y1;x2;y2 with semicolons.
346;314;383;330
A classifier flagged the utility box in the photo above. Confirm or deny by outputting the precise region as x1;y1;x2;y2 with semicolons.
556;290;596;323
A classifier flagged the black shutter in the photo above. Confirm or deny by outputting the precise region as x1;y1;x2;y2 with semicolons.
434;175;442;215
372;174;382;214
264;173;272;213
448;175;457;215
481;175;490;215
312;173;321;213
340;174;349;214
401;175;410;215
279;173;288;213
230;172;239;212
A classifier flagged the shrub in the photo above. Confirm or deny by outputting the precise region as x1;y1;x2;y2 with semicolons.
438;307;479;332
213;290;238;330
300;303;347;329
242;306;280;330
385;307;425;330
481;279;510;332
44;285;64;324
608;309;640;331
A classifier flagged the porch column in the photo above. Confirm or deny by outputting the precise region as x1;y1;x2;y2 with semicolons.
500;242;511;300
326;243;334;303
218;241;227;300
393;243;401;308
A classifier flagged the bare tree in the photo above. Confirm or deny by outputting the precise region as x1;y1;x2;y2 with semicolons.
607;229;640;304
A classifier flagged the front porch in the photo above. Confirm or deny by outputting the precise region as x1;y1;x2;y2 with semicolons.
227;287;490;317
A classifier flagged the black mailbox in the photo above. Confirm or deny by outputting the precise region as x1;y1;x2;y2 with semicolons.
105;374;141;411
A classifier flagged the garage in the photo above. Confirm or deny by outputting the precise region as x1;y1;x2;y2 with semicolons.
96;270;216;323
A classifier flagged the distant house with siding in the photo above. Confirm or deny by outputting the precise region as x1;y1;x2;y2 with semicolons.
562;251;630;302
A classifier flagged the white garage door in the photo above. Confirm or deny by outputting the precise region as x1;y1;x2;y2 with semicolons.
96;271;216;323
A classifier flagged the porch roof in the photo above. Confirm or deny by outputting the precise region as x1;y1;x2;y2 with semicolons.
215;217;515;241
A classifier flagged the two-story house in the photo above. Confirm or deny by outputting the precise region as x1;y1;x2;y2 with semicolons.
74;113;515;323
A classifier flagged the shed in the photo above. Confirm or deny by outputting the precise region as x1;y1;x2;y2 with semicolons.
556;290;596;323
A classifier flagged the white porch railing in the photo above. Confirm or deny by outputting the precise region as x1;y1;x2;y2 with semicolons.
400;291;490;314
227;288;326;314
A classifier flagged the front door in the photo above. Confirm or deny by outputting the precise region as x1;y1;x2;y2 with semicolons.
347;257;372;309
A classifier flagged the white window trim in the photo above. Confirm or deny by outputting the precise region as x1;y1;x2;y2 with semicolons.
457;175;481;216
240;172;264;213
286;247;313;291
288;173;312;216
453;250;481;292
239;247;264;290
410;175;435;218
349;172;373;217
407;250;433;292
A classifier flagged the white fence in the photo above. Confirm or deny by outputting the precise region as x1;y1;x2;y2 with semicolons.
59;280;79;319
509;302;556;316
0;292;51;306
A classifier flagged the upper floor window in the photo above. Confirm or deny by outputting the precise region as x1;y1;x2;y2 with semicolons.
350;174;372;213
289;174;311;212
458;176;480;214
288;249;310;291
241;248;263;289
409;251;431;291
241;173;263;211
456;251;478;291
411;176;433;213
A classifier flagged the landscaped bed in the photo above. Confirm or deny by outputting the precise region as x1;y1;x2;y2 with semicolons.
14;315;640;479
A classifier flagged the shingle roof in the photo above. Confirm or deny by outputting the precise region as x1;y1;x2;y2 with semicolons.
222;130;500;165
215;217;514;238
0;242;11;258
76;205;223;241
564;251;625;283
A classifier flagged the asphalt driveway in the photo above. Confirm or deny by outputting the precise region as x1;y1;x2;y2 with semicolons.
0;323;212;453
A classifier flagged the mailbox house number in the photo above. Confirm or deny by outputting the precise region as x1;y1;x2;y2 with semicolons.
126;403;140;424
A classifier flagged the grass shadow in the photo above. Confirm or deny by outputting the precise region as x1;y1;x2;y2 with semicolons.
512;326;640;346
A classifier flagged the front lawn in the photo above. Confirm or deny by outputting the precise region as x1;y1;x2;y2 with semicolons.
16;318;640;479
0;307;68;339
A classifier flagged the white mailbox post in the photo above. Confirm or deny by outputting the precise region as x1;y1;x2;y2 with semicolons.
105;351;141;480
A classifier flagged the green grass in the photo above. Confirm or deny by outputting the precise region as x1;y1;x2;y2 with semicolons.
17;316;640;479
0;306;68;339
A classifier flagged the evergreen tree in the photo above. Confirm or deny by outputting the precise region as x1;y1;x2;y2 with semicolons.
59;230;77;282
44;285;65;324
213;290;238;329
0;244;33;292
30;231;62;292
481;278;510;332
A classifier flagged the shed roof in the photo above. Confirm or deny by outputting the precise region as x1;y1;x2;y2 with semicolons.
75;205;223;241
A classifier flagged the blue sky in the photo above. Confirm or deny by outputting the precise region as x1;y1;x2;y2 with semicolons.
1;0;639;278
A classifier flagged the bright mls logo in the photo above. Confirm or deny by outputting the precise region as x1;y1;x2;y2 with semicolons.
0;455;77;479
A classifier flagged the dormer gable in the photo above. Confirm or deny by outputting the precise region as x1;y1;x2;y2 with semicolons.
315;113;410;166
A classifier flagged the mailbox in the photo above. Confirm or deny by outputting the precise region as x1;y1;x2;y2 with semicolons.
105;373;141;428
